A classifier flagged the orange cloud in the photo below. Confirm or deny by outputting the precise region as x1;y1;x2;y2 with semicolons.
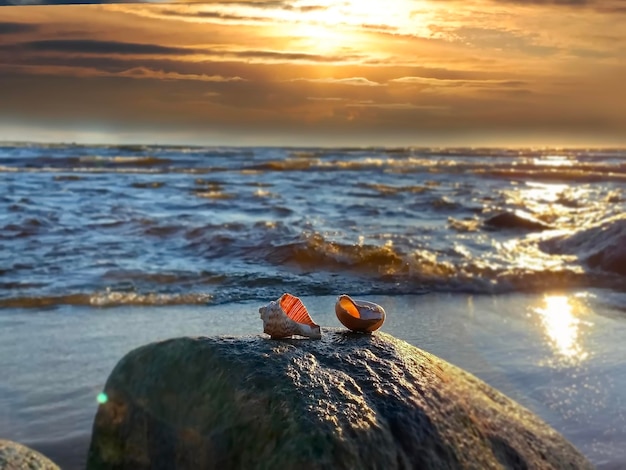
0;1;624;146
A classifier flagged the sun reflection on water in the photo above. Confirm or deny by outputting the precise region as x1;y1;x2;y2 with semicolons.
532;155;573;167
502;180;595;231
535;295;589;364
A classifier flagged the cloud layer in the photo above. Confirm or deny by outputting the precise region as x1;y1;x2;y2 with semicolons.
0;0;624;145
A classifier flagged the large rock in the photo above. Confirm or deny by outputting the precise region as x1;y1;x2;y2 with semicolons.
484;211;552;232
87;330;591;470
0;439;60;470
540;215;626;276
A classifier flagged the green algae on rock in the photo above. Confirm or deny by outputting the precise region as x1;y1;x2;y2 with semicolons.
87;330;592;470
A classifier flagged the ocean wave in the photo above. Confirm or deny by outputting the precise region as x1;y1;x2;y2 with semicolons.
194;190;235;200
54;175;82;181
540;215;626;276
246;159;320;172
0;217;53;239
448;217;481;232
131;181;166;189
101;269;226;286
0;291;213;309
477;168;626;183
259;233;604;294
364;183;429;196
79;155;172;166
264;233;408;276
0;165;235;176
2;147;624;182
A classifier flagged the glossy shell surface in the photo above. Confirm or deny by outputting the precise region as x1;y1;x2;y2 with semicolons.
335;294;385;332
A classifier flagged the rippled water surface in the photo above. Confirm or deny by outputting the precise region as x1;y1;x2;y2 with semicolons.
2;144;625;306
1;143;626;468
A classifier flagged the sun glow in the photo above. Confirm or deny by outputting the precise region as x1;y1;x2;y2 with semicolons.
108;0;438;59
294;23;353;54
274;0;433;53
290;0;422;29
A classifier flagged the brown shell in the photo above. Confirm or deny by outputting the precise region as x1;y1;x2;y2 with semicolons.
335;295;385;332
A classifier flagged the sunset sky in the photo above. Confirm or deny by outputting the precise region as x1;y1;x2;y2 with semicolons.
0;0;625;146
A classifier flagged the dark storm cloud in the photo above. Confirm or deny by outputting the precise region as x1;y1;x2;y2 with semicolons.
15;39;196;55
0;45;502;85
295;5;326;12
0;52;153;72
227;49;362;62
157;3;327;22
0;0;324;5
0;22;38;34
3;38;362;63
159;9;268;22
208;1;326;10
1;46;532;114
0;0;159;4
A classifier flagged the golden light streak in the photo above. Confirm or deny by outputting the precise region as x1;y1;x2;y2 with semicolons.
533;155;573;167
523;181;569;203
535;295;589;363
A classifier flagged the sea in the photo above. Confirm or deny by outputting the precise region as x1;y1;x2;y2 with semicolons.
1;143;625;468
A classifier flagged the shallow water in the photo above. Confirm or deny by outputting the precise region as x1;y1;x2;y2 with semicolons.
1;143;626;467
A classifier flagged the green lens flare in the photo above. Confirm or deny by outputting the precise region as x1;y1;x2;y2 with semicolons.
97;392;108;404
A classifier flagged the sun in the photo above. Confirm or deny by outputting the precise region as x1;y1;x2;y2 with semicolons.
276;0;424;54
318;0;425;32
274;2;354;55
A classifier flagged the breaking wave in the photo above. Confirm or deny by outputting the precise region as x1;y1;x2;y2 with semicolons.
258;232;614;294
540;215;626;276
0;291;213;309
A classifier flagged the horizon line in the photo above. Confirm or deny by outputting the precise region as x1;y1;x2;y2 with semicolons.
2;139;626;151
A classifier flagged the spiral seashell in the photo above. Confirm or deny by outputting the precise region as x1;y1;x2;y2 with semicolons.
259;293;322;339
335;294;385;332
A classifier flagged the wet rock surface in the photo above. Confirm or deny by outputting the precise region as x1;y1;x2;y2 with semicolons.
88;330;592;470
540;215;626;276
484;211;552;231
0;439;60;470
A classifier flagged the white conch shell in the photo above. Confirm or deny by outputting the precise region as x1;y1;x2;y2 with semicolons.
335;294;385;332
259;293;322;339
